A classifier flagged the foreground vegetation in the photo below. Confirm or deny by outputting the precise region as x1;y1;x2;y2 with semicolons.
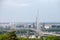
0;31;60;40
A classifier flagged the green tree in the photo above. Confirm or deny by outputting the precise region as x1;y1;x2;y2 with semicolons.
7;30;18;40
45;36;60;40
0;34;8;40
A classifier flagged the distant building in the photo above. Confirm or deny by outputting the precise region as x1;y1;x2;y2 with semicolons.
41;23;60;33
0;22;60;36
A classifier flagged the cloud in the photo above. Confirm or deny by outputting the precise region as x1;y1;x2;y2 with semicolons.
2;0;31;7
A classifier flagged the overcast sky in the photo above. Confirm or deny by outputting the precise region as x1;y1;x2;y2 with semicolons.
0;0;60;23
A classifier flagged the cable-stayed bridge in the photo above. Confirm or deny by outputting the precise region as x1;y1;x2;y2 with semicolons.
0;23;60;37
